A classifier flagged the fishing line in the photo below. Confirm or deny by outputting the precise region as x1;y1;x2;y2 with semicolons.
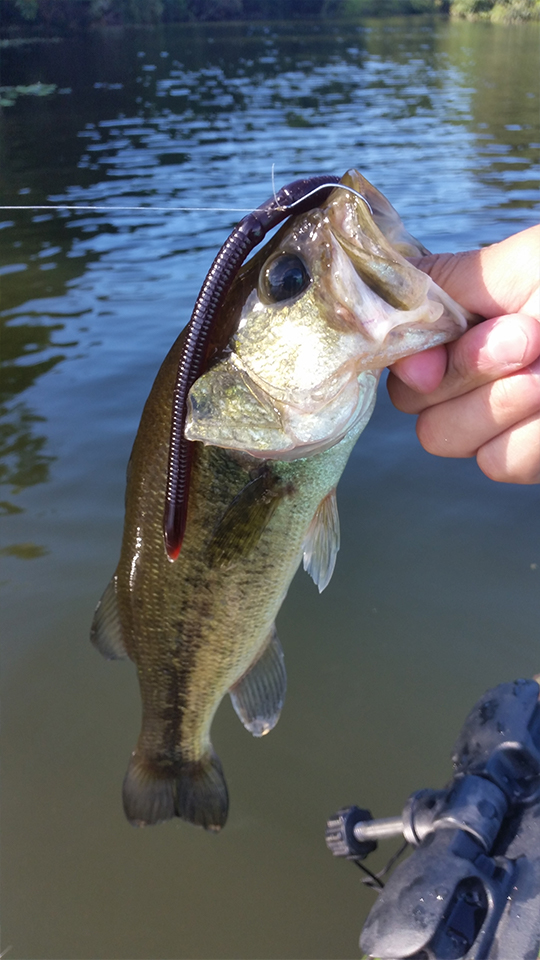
355;838;410;891
0;205;254;212
284;181;373;215
0;186;373;215
354;860;385;890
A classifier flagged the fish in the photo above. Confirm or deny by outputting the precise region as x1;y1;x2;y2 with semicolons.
91;169;475;832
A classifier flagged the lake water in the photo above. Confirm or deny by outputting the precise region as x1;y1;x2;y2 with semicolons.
1;15;539;959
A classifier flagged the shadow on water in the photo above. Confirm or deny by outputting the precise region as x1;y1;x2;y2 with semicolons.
0;16;539;959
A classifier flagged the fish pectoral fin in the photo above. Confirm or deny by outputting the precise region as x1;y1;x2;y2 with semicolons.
229;625;286;738
123;749;228;832
302;487;340;593
90;575;129;660
208;471;288;567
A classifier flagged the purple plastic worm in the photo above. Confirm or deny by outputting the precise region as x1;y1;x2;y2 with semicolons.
164;173;341;560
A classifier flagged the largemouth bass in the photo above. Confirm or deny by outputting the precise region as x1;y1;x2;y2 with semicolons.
91;170;474;831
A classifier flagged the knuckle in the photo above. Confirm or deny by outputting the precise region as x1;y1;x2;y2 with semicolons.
487;376;517;421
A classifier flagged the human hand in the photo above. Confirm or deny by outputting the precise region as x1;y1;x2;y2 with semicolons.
387;225;540;483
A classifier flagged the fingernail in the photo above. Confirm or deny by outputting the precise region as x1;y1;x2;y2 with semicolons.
487;322;529;366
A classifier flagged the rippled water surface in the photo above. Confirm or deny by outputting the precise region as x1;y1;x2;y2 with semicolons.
1;17;539;959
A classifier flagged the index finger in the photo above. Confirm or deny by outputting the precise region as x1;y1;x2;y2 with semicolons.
409;225;540;320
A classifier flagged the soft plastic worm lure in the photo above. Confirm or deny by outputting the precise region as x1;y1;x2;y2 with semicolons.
163;174;343;560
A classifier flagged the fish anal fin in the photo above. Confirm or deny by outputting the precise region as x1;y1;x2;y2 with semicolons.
302;487;340;593
122;749;228;832
229;625;286;738
208;471;290;568
90;575;129;660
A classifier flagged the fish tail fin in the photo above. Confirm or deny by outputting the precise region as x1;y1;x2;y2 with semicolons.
175;751;229;831
122;749;229;832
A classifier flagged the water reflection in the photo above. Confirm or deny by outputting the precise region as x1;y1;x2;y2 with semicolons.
0;235;95;541
0;401;54;490
0;307;62;525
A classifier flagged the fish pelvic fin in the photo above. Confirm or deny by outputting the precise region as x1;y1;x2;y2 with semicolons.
302;487;340;593
90;575;129;660
229;625;286;737
122;749;229;832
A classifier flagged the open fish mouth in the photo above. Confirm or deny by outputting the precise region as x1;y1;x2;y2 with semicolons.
185;169;474;462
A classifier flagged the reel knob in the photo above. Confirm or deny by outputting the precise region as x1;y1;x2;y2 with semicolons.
325;806;377;861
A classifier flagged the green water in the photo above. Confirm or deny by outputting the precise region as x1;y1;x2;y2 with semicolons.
1;16;539;959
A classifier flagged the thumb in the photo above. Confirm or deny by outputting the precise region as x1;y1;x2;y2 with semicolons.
410;225;540;321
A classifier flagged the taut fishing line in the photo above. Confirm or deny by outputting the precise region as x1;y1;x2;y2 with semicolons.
0;183;373;216
0;205;255;212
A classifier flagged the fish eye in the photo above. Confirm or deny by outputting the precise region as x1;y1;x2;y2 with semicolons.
261;254;311;303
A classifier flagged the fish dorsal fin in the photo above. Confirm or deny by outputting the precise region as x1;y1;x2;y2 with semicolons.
302;487;340;593
229;625;286;738
208;471;287;568
90;575;129;660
